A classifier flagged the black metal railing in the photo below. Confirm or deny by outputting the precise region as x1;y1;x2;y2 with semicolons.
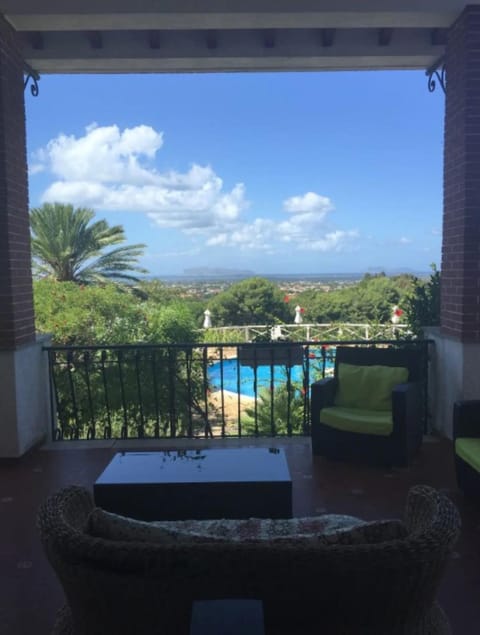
45;339;432;441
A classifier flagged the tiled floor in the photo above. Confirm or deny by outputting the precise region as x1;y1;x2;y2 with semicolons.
1;435;479;635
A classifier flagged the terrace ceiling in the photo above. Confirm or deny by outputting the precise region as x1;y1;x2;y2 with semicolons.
2;1;479;74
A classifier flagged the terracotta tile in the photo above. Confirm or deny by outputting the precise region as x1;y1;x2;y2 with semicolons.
0;436;478;634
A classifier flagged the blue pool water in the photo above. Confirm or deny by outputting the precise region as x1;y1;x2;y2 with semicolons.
208;355;334;398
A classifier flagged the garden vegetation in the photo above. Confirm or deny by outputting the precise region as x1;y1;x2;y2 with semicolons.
32;205;440;438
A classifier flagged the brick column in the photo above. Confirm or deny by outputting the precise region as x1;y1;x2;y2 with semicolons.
430;6;480;439
441;5;480;342
0;15;35;350
0;18;49;457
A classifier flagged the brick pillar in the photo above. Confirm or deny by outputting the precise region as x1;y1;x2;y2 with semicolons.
0;15;35;350
0;17;48;457
441;5;480;342
430;6;480;439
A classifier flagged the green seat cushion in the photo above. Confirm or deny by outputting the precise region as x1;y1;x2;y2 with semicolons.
455;438;480;473
321;406;393;436
334;363;409;411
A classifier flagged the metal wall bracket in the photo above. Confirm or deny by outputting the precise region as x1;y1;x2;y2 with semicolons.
426;56;446;94
24;62;40;96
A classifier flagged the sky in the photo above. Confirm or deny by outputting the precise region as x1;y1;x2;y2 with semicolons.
25;70;445;276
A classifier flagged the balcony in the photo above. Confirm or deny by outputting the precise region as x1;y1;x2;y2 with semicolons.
2;336;479;634
2;434;480;634
0;1;479;631
45;338;430;442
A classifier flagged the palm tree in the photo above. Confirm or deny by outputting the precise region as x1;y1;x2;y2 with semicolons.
243;382;306;435
30;203;148;284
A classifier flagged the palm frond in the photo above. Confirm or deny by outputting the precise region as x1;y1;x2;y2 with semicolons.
30;202;148;285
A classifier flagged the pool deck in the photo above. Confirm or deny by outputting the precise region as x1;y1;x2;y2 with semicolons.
209;389;254;433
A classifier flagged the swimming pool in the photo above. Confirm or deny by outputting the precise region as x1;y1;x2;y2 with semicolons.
208;355;334;398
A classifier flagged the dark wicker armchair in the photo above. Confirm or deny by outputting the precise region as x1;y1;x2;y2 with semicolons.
38;484;459;635
311;345;424;466
453;399;480;497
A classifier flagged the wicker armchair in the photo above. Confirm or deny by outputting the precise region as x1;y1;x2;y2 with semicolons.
453;399;480;497
38;484;459;635
311;345;424;466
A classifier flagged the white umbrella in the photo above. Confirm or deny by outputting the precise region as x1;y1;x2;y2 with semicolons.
294;305;303;324
203;309;212;329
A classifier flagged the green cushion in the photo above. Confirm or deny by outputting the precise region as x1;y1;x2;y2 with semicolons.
455;438;480;473
334;363;409;411
321;406;393;436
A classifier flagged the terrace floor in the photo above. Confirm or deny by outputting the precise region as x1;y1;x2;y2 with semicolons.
1;434;479;635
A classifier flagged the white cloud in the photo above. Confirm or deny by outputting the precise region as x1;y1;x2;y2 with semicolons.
32;125;357;255
38;123;163;184
283;192;334;217
399;236;412;245
206;193;358;253
274;191;353;250
28;163;45;176
309;230;360;251
207;218;277;251
33;123;248;231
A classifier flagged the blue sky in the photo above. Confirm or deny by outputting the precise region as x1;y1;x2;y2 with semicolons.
25;71;444;276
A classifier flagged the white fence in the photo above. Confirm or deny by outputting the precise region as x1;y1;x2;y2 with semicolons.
202;323;410;343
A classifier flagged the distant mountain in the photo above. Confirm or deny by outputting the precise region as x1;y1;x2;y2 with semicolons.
367;267;431;277
183;267;255;276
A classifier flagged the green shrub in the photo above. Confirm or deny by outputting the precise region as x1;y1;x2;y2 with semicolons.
243;383;306;435
404;265;440;337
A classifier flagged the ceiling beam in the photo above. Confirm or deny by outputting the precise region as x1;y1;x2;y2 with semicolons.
20;25;447;74
320;28;336;47
262;29;276;49
25;53;446;75
430;28;448;45
27;31;44;50
206;30;218;50
378;28;394;46
147;30;161;49
87;30;103;49
5;4;467;32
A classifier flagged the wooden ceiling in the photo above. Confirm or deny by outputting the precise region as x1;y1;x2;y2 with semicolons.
3;1;472;74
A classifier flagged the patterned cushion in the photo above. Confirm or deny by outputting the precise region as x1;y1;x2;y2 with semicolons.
87;508;406;546
319;519;407;545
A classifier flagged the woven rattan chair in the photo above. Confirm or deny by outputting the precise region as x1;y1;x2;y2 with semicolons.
311;345;424;466
38;484;459;635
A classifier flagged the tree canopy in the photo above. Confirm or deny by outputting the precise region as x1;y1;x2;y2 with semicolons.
33;279;199;346
296;273;414;323
403;266;441;336
30;202;147;284
208;276;291;326
200;273;425;330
